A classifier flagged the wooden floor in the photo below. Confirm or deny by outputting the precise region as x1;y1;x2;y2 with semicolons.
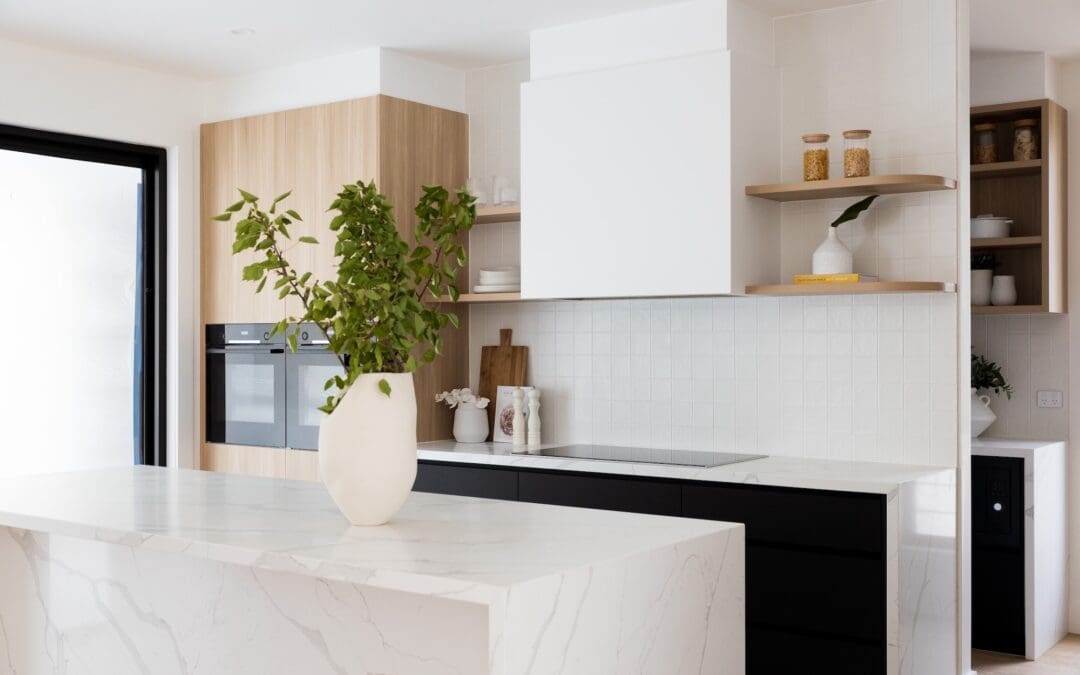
974;636;1080;673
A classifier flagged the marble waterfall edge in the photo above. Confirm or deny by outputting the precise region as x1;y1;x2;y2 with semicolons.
0;467;745;675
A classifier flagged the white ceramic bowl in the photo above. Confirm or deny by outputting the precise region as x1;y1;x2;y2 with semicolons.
971;215;1012;239
478;267;521;285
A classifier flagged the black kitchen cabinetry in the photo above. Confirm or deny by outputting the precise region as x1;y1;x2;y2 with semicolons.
416;460;887;675
972;455;1025;656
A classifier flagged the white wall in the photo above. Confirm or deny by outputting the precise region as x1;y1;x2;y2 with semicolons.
0;37;205;471
203;47;464;122
1056;58;1080;634
971;51;1057;107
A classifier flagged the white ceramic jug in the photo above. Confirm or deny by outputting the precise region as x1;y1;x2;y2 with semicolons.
970;388;996;438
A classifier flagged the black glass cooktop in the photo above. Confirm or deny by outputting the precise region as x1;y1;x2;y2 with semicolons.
535;445;766;468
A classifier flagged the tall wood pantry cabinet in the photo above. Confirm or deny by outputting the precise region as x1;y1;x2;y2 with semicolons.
199;95;470;476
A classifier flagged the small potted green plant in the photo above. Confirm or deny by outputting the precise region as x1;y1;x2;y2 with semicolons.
971;352;1012;437
215;180;474;525
971;253;999;306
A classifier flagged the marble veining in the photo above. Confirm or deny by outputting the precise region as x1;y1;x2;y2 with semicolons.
0;467;744;674
419;441;954;495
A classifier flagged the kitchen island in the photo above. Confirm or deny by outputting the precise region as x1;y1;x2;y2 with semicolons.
0;466;744;674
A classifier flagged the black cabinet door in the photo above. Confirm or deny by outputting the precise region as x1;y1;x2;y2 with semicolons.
517;470;682;516
749;545;883;642
972;456;1025;655
414;462;518;500
682;482;884;554
749;626;882;675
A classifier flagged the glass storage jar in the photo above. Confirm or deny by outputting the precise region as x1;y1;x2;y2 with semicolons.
973;123;997;164
802;133;830;181
1013;118;1039;161
842;129;871;177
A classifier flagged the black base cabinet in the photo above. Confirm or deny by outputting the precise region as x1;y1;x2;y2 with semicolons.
416;460;887;675
972;455;1025;656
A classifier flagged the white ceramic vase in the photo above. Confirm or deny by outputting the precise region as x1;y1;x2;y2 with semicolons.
453;402;489;443
318;372;417;526
971;269;992;306
991;275;1017;306
812;227;853;275
970;388;996;438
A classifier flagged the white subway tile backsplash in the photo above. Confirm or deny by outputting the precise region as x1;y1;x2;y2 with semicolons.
468;293;957;466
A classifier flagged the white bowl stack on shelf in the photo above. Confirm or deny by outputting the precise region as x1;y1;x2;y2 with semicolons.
474;267;520;293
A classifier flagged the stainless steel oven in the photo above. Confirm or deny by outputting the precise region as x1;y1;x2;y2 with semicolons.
286;326;341;451
205;324;287;447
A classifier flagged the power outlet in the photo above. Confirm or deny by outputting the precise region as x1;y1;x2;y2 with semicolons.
1037;390;1063;409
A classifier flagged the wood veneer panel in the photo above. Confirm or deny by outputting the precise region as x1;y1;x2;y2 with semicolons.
377;95;470;443
200;443;285;479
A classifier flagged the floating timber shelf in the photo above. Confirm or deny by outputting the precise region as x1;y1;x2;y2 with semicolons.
971;236;1042;249
970;159;1043;178
475;205;521;224
436;292;523;303
745;281;956;296
971;305;1045;315
744;174;956;202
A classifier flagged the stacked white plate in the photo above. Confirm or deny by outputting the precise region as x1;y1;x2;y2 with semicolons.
475;266;520;293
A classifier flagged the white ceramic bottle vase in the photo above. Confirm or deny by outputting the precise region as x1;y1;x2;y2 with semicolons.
512;388;526;446
527;389;541;447
990;275;1017;306
812;227;854;275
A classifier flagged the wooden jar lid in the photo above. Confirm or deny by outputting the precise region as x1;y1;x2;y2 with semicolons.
973;122;996;131
801;133;829;143
1014;118;1038;128
842;129;871;139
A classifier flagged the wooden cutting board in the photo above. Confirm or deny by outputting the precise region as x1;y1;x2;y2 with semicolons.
478;329;528;432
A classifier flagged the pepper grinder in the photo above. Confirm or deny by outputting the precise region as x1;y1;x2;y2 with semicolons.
512;388;526;447
527;389;541;448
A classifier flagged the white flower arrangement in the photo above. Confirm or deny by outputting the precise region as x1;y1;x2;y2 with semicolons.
435;388;489;409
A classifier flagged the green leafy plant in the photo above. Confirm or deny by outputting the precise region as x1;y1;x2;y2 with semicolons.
971;253;1000;271
215;180;475;412
971;352;1012;399
830;195;878;228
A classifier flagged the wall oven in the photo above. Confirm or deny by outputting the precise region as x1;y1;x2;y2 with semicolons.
206;323;340;450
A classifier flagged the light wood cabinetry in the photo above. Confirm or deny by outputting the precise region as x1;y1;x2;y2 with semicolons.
285;449;320;481
200;443;286;479
200;96;469;475
970;99;1067;315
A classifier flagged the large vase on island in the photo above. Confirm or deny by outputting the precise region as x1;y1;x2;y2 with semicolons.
318;373;417;526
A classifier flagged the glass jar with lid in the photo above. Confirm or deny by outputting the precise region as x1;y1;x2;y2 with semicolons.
842;129;871;177
973;123;997;164
802;133;829;181
1013;118;1039;161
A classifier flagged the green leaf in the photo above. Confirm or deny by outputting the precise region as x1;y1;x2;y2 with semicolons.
378;378;392;397
255;276;267;293
286;209;303;222
830;195;878;228
287;333;298;353
212;212;232;222
238;189;258;203
298;236;319;244
271;190;292;205
299;272;312;286
225;199;245;213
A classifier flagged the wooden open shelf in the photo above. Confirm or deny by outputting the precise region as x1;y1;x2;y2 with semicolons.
972;305;1045;315
971;159;1042;178
436;292;523;303
971;236;1042;249
745;281;955;297
475;205;521;224
744;174;956;202
969;98;1067;314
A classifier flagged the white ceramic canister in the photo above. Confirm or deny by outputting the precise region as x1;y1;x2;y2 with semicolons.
990;275;1017;306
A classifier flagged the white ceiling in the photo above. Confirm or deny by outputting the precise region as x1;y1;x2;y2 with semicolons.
0;0;871;79
972;0;1080;62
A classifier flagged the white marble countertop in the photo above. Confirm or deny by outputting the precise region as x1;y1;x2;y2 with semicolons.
972;437;1066;458
419;441;953;495
0;466;738;597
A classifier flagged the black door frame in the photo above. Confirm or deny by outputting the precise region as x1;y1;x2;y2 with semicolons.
0;123;167;467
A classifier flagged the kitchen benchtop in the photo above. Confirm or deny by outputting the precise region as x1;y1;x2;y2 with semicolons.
0;466;739;595
419;440;954;495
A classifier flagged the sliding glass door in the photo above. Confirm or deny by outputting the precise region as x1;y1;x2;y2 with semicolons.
0;125;166;472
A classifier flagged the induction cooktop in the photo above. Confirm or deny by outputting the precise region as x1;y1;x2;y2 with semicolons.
535;445;765;468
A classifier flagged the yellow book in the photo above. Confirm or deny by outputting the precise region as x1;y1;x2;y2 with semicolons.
793;273;878;285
